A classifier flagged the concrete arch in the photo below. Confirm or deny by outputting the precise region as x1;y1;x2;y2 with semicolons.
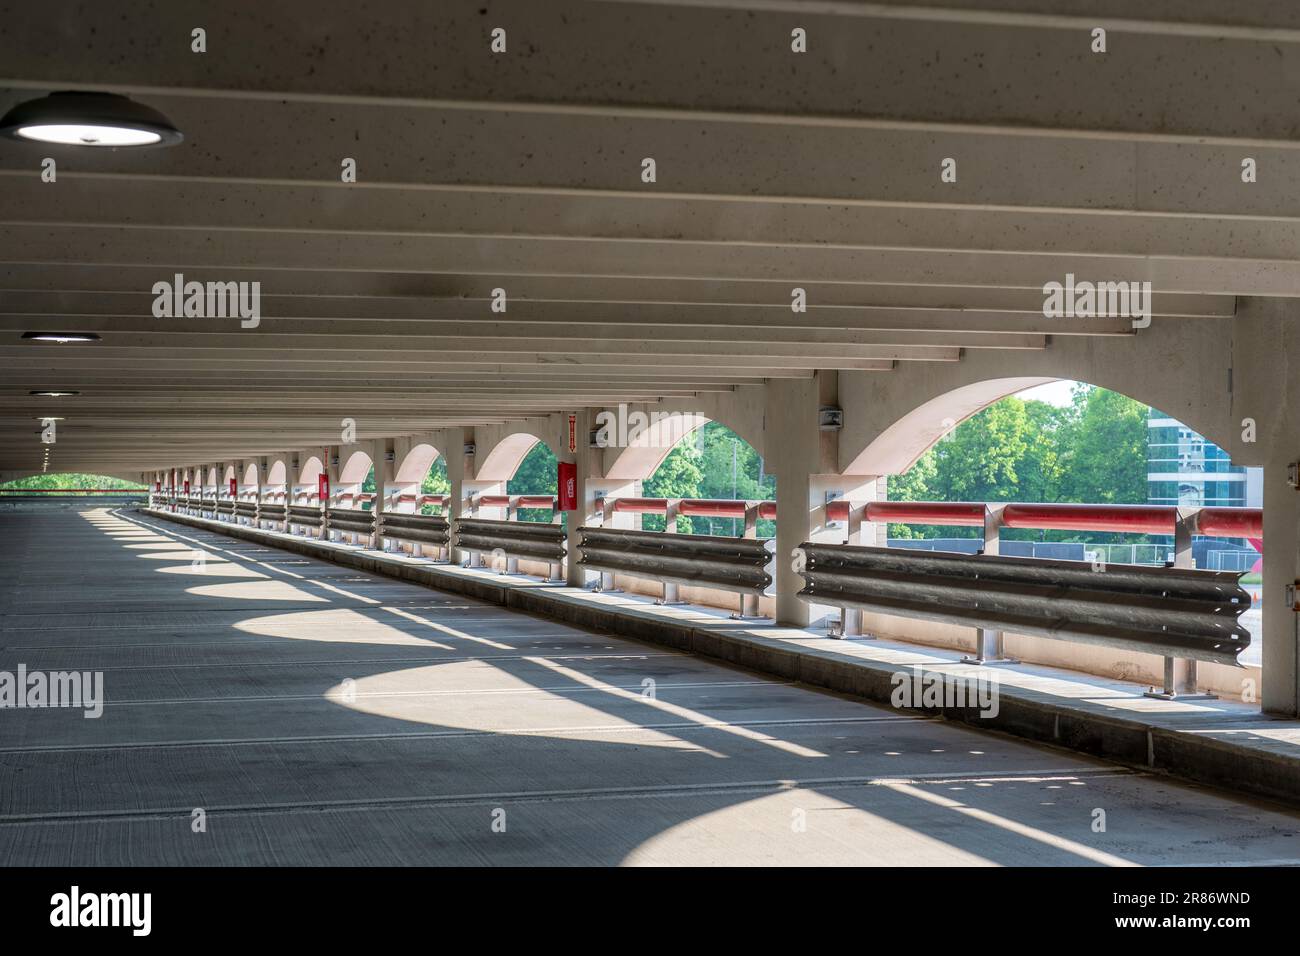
845;377;1056;476
242;462;260;486
600;393;766;481
223;464;236;485
298;456;324;485
266;460;287;486
395;443;441;483
339;449;373;485
477;432;547;483
840;319;1239;476
604;411;712;482
206;466;218;487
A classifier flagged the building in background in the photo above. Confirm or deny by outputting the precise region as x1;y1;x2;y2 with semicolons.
1147;409;1262;509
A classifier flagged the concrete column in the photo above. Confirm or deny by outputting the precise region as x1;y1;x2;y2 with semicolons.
1262;448;1299;715
443;428;471;564
565;409;598;587
767;376;826;626
767;373;879;628
371;437;394;550
1230;297;1300;716
325;446;342;540
255;455;268;529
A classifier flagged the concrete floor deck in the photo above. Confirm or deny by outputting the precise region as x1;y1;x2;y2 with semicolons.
1;505;1298;866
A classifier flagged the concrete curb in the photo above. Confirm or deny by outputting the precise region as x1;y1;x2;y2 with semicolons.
139;508;1300;808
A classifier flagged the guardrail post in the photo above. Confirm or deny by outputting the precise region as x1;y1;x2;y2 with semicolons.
504;497;520;573
658;499;683;605
963;504;1018;665
1145;508;1216;701
593;495;623;593
736;501;761;618
831;503;866;638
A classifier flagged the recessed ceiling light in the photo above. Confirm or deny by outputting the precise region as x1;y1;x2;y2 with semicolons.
35;416;65;421
0;92;183;148
28;390;80;397
22;331;101;343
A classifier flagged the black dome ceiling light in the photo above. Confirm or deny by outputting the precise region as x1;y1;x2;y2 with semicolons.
0;91;183;147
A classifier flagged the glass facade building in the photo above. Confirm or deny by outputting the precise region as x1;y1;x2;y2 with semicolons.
1146;409;1260;508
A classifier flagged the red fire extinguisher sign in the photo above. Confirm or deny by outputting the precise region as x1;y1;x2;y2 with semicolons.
229;478;237;497
557;461;577;511
318;473;330;501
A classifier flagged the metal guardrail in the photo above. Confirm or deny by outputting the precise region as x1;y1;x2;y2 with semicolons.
287;505;323;529
326;507;375;535
578;526;772;616
381;512;450;547
233;500;258;519
792;543;1251;666
578;527;770;594
259;503;288;524
455;517;566;578
216;499;234;515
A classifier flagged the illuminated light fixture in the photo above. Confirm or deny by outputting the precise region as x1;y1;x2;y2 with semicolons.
34;416;65;421
29;390;80;397
22;331;101;343
0;92;183;147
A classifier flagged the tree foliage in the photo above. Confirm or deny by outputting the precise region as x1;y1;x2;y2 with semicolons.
642;421;775;535
0;473;144;491
507;441;559;522
887;385;1151;540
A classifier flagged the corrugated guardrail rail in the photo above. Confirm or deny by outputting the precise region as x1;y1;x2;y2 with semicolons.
287;505;323;529
326;507;374;534
792;543;1251;665
455;517;566;563
578;527;771;594
381;512;450;547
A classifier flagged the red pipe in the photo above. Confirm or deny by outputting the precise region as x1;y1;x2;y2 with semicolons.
1001;503;1174;534
613;497;669;515
478;495;510;507
1195;507;1264;539
517;495;557;509
679;499;747;518
866;501;986;526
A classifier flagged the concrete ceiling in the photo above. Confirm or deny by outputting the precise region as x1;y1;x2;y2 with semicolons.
0;0;1289;476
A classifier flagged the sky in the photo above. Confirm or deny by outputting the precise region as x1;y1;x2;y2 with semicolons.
1014;380;1083;407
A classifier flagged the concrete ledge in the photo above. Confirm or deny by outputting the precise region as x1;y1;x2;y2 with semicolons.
137;508;1300;808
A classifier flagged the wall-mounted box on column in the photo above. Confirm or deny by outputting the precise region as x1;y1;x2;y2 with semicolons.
557;462;577;511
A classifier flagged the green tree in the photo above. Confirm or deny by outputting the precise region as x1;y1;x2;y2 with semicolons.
419;457;449;513
641;422;775;535
0;473;144;493
885;384;1155;543
1061;387;1148;504
507;441;558;522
